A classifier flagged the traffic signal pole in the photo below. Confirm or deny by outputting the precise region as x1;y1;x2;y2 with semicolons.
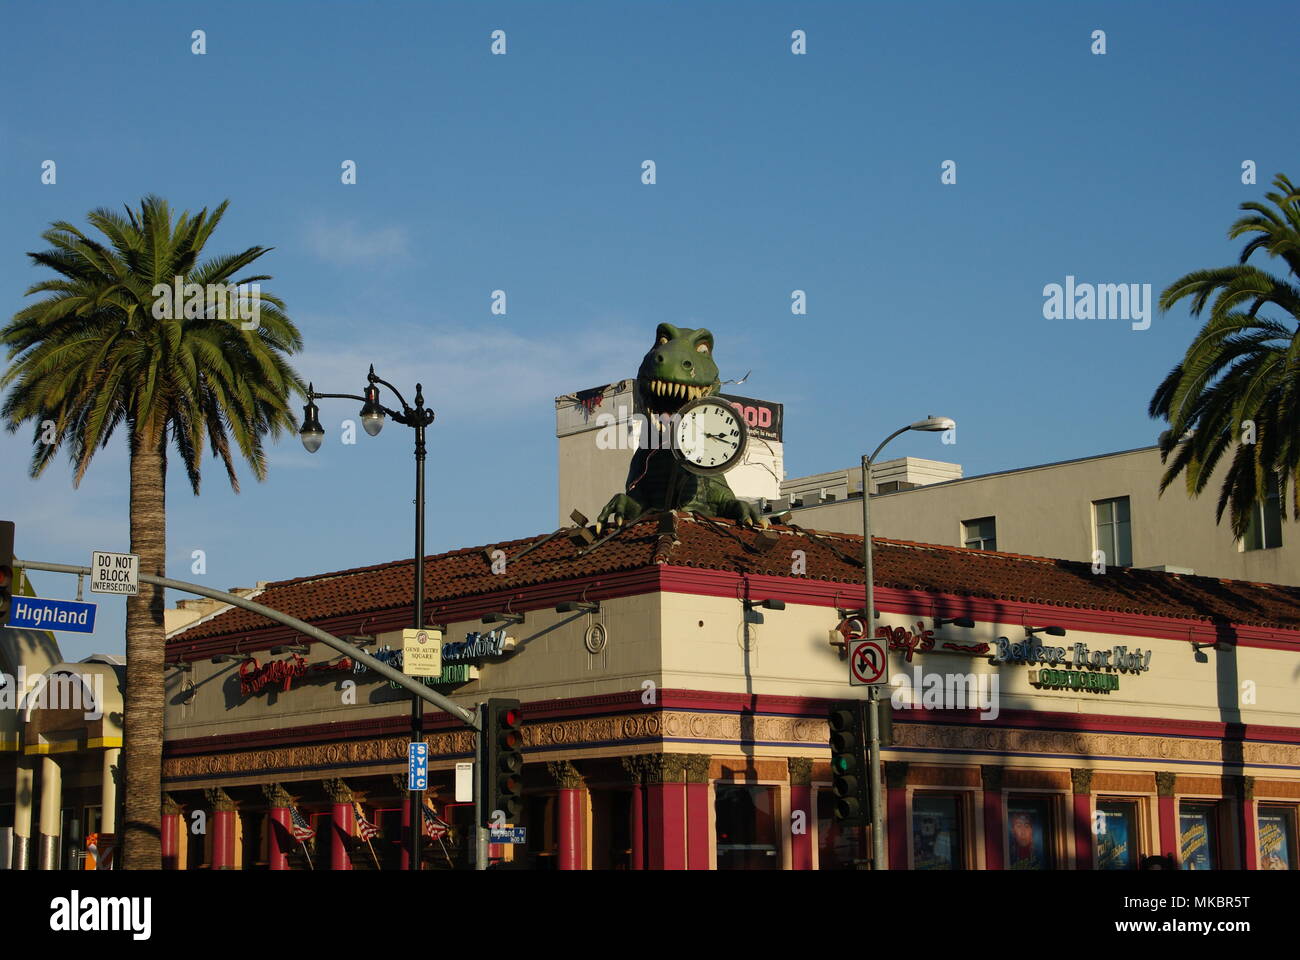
474;703;489;870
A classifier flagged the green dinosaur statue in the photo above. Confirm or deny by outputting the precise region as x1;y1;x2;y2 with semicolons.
595;323;765;532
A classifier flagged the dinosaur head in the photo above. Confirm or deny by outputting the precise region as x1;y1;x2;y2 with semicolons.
636;323;721;415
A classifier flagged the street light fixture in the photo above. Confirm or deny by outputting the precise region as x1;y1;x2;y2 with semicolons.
1025;626;1067;639
299;363;436;872
555;601;600;614
860;414;956;872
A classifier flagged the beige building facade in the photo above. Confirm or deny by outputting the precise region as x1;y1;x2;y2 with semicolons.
158;514;1300;870
777;445;1299;586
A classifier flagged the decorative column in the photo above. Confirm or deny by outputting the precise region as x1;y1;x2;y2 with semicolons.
12;756;35;870
788;758;813;870
643;754;687;870
323;779;354;871
161;795;182;870
205;789;237;870
620;756;646;870
547;761;587;870
261;784;294;871
37;755;62;870
1156;772;1178;865
1237;776;1257;870
981;766;1005;870
884;761;909;870
1070;769;1094;870
684;755;712;870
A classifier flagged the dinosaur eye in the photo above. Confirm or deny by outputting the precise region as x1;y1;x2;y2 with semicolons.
696;343;710;354
658;337;668;345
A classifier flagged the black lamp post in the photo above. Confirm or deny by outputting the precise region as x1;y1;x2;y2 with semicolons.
301;364;435;871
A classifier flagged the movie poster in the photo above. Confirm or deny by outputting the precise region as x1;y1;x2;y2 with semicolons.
1179;806;1216;870
912;796;960;870
1258;810;1294;871
1006;800;1050;869
1096;803;1135;870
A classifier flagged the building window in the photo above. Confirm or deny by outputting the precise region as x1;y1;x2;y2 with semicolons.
1006;795;1056;869
1258;804;1297;870
912;793;965;869
816;787;866;869
962;517;997;551
1179;801;1219;870
715;784;780;869
1096;798;1140;870
1243;489;1284;551
1094;496;1132;567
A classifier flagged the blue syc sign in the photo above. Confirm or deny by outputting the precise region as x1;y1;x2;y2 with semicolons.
6;597;97;634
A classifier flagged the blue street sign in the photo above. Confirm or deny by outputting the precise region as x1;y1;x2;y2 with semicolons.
489;826;527;844
6;596;97;634
408;742;428;791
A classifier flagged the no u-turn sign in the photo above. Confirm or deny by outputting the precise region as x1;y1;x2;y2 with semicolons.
848;639;887;686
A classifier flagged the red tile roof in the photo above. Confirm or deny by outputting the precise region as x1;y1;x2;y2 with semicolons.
169;513;1300;643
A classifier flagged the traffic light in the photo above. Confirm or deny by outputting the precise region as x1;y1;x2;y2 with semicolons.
481;698;524;827
828;699;869;825
0;521;14;627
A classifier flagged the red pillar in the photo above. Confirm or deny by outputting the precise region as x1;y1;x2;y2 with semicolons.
1238;778;1257;870
161;811;180;870
885;762;908;870
789;783;813;870
558;787;585;870
267;806;292;871
1071;770;1093;870
981;766;1004;870
630;781;645;870
1156;772;1178;865
685;781;710;870
330;802;354;870
211;810;235;870
645;757;687;870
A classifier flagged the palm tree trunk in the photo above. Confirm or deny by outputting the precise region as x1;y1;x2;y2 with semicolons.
121;424;167;869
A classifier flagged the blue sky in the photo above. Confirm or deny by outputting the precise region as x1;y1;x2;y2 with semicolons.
2;1;1296;660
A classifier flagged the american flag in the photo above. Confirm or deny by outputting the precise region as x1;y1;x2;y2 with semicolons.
421;802;448;840
355;804;381;841
290;806;316;842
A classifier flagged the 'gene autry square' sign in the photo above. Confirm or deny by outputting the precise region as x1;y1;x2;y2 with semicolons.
991;637;1154;673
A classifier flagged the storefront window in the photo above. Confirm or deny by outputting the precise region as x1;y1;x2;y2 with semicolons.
1179;802;1218;870
1257;805;1297;870
715;784;780;869
817;788;865;869
913;794;963;869
1096;799;1139;870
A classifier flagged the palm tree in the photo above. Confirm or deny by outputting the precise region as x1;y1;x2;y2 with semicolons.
1;196;304;868
1150;173;1300;538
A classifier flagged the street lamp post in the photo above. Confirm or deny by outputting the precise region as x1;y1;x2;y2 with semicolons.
301;365;435;872
860;415;954;870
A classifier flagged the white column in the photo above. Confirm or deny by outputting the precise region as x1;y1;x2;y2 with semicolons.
11;756;35;870
37;755;61;870
100;747;120;835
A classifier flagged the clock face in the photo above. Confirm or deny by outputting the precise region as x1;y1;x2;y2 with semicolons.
673;397;747;476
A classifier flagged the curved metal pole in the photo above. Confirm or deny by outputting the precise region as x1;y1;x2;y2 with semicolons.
860;422;912;873
15;559;478;728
